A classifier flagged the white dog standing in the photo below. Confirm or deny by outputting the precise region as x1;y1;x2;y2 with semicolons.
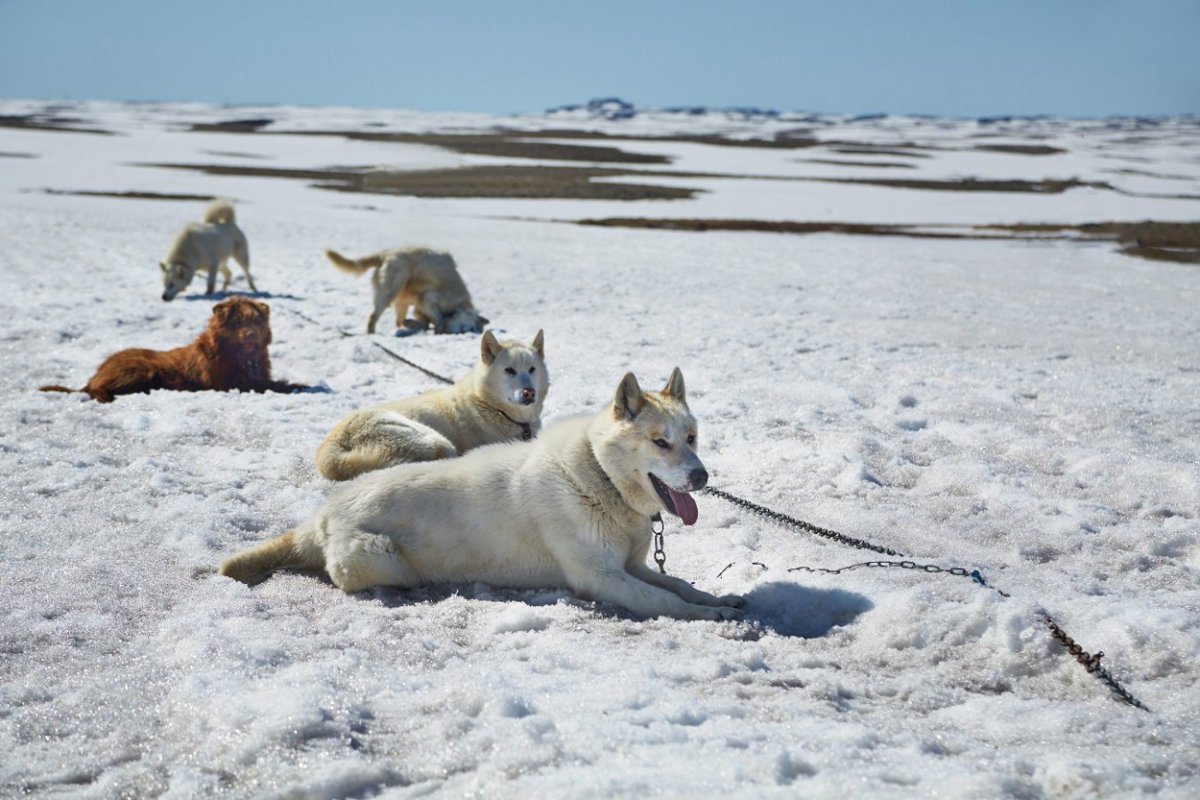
315;330;548;481
221;368;745;621
326;247;487;334
160;200;255;301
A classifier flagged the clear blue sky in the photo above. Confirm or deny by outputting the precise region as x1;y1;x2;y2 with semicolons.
1;0;1196;117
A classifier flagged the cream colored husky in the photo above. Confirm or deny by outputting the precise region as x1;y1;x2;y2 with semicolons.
326;247;488;334
160;200;255;301
221;368;743;621
315;330;548;481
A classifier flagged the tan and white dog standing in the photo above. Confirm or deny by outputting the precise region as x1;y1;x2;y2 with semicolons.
315;330;548;481
326;247;488;334
221;368;743;621
160;200;255;301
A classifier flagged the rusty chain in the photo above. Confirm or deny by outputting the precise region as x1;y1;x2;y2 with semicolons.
704;487;1149;712
1042;614;1149;711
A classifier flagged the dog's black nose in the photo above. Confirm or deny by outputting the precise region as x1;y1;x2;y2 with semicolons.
688;468;708;490
520;387;536;403
162;293;170;301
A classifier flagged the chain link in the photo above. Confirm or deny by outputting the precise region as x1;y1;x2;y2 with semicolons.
704;485;1148;712
703;486;906;556
283;306;456;384
651;514;666;574
787;559;971;578
1043;614;1150;711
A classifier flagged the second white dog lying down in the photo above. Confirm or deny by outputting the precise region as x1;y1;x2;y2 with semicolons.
221;368;744;621
316;330;548;481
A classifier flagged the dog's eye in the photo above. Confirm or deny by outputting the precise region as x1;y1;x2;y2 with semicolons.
653;438;670;449
686;435;695;445
505;367;517;375
528;366;536;374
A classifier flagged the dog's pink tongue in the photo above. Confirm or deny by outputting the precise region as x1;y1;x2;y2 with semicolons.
669;488;699;526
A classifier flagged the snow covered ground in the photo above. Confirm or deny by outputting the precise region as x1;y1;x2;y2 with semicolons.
2;100;1199;798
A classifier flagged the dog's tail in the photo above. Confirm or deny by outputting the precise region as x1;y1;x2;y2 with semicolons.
218;530;323;584
202;199;237;225
316;439;392;482
39;385;79;394
326;249;384;276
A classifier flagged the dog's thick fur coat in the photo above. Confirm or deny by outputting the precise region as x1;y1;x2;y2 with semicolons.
160;200;255;301
221;369;744;620
315;330;547;481
326;247;487;334
39;298;307;402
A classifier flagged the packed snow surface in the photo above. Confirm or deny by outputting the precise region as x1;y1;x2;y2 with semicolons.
1;100;1199;798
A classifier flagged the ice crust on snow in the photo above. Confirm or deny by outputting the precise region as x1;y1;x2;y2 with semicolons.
1;99;1199;798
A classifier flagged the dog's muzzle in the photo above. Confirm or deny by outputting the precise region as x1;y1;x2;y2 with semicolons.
520;387;537;405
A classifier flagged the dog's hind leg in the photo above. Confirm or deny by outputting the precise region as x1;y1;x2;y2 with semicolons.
205;262;220;295
316;414;458;481
392;291;416;329
233;234;256;291
370;415;458;464
368;258;409;334
325;532;421;593
367;300;387;335
218;260;233;291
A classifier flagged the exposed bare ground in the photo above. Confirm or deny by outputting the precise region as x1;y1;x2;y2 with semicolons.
801;159;916;169
144;162;698;201
186;121;1057;163
576;218;1200;264
816;177;1113;193
973;144;1068;156
0;114;114;136
40;189;217;202
139;157;1140;202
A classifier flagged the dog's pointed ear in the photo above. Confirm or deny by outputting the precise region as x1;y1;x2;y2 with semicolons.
212;301;229;320
480;330;502;365
531;329;545;359
662;367;686;405
159;261;167;273
613;372;645;421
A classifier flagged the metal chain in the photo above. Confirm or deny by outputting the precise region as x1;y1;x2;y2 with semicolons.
283;306;455;385
1043;614;1150;711
651;513;666;574
703;486;906;556
704;486;1149;712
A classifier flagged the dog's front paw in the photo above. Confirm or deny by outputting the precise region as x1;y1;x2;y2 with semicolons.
718;594;747;609
688;604;743;621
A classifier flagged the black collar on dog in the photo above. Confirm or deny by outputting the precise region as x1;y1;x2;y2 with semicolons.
497;408;533;441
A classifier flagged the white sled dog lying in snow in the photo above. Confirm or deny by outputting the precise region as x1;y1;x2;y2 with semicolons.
326;247;488;334
221;368;744;620
160;200;256;301
315;330;548;481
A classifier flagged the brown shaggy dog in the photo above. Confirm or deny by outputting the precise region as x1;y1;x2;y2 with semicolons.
40;297;308;403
